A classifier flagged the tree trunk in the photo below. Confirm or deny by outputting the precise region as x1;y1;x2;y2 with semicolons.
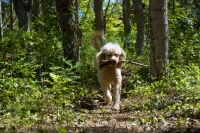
33;0;42;18
133;0;145;56
194;0;200;30
149;0;169;80
0;1;2;39
94;0;105;33
10;0;14;31
123;0;131;49
75;0;82;61
13;0;32;31
55;0;79;65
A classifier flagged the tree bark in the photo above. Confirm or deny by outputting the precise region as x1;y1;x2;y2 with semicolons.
94;0;105;33
13;0;32;31
123;0;131;49
55;0;79;64
194;0;200;30
9;0;14;31
133;0;145;56
149;0;169;80
33;0;42;18
0;1;2;39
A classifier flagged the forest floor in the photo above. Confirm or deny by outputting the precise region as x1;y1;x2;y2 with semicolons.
69;99;200;133
1;97;200;133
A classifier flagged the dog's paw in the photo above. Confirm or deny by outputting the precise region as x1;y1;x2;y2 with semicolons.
111;104;120;111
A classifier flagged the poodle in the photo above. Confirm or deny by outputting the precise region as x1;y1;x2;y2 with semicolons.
91;31;126;110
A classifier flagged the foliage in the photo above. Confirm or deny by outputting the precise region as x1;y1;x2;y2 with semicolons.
0;30;93;131
168;3;200;65
127;63;200;111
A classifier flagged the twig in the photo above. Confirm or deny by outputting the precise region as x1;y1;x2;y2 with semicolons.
102;60;148;67
106;0;119;23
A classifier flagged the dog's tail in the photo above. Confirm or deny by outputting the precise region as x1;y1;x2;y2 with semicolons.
91;31;106;52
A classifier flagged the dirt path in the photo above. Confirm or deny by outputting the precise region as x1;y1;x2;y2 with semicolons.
67;98;200;133
71;109;200;133
1;99;200;133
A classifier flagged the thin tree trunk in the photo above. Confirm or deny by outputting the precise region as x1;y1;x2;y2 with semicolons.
194;0;200;30
94;0;105;33
149;0;169;80
75;0;82;61
10;0;13;31
34;0;42;17
172;0;175;14
0;2;2;39
123;0;131;49
133;0;145;56
55;0;79;65
13;0;32;31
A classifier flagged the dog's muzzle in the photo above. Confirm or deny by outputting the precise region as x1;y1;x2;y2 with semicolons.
110;60;117;66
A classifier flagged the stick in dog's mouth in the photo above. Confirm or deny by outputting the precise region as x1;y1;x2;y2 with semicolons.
102;60;148;67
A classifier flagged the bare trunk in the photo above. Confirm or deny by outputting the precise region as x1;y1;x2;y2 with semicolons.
10;0;14;31
123;0;131;49
194;0;200;30
133;0;145;56
0;2;2;39
75;0;82;61
149;0;169;80
33;0;42;17
94;0;105;33
13;0;32;31
55;0;79;64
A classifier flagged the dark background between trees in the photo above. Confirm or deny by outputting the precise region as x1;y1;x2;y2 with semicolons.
0;0;199;132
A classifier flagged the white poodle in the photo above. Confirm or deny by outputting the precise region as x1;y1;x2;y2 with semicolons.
91;31;126;110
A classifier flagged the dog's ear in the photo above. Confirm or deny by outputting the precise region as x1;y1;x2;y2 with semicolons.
96;51;105;69
116;49;126;68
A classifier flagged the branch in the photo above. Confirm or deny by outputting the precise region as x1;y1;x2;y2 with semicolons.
102;60;148;67
104;0;110;19
106;0;119;23
81;0;91;22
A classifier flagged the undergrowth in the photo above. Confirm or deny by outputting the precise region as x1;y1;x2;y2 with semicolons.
126;63;200;118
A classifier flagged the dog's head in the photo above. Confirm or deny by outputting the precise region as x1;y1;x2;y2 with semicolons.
97;43;126;69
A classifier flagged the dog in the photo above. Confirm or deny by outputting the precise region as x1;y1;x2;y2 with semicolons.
91;31;126;110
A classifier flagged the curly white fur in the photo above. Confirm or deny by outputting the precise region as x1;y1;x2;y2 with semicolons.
91;31;126;110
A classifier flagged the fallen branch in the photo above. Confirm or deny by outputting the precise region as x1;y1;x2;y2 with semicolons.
102;60;148;67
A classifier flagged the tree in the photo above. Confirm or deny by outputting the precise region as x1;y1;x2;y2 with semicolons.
32;0;42;18
194;0;200;30
55;0;79;64
133;0;145;56
13;0;32;31
123;0;131;48
149;0;169;80
94;0;105;32
9;0;14;31
0;1;2;39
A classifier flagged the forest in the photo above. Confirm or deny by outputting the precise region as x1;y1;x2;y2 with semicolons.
0;0;200;132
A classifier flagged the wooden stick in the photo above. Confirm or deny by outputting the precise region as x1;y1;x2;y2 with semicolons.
102;60;148;67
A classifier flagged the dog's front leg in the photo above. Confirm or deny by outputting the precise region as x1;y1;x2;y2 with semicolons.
101;84;112;105
112;83;121;110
